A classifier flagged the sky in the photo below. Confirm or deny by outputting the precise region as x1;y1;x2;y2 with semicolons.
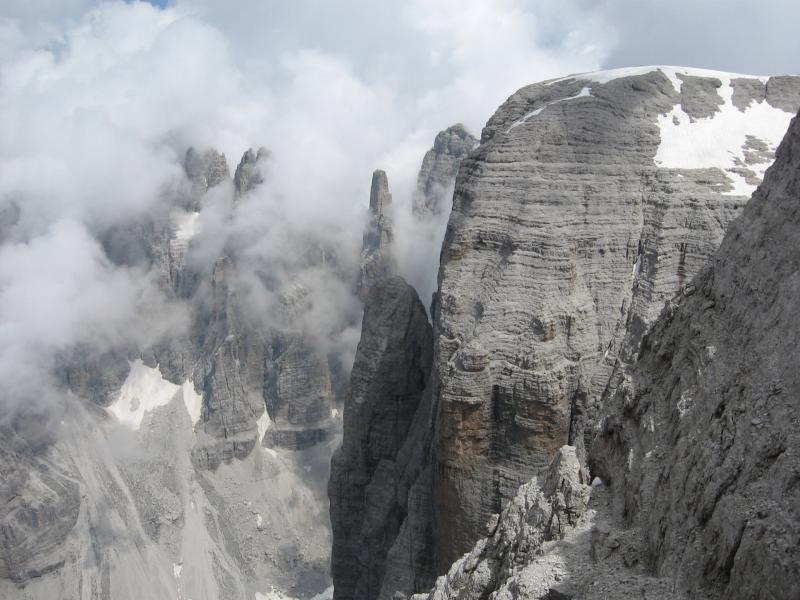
0;0;798;419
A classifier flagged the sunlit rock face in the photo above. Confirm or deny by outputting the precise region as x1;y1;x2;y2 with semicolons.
430;66;800;573
407;104;800;600
329;67;800;600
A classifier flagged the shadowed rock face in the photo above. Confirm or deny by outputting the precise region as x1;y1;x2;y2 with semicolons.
392;108;800;600
0;424;81;582
329;277;432;600
358;170;396;298
591;109;800;600
329;68;800;600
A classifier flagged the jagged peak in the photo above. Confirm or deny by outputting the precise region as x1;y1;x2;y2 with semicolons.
234;146;270;196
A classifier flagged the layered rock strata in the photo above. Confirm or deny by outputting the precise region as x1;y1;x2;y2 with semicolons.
330;67;800;600
590;108;800;599
430;67;800;572
408;105;800;600
329;277;432;600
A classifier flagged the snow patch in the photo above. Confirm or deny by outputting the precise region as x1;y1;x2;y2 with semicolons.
108;360;201;430
108;360;180;430
257;409;272;444
506;86;591;133
632;255;641;277
181;381;203;429
256;513;263;529
654;73;791;196
547;66;766;92
173;562;183;579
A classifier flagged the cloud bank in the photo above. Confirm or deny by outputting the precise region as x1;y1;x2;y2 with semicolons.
0;0;796;420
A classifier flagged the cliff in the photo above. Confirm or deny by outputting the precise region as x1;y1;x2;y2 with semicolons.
330;67;800;599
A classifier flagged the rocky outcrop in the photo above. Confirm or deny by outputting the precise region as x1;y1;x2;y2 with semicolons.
234;146;269;196
413;446;590;600
329;276;432;600
358;170;396;298
413;106;800;600
330;67;800;600
184;147;230;201
0;423;81;582
589;109;800;599
412;124;477;219
263;330;335;450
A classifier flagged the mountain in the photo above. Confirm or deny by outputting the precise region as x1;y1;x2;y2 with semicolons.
0;147;345;599
328;67;800;600
413;97;800;600
0;121;474;599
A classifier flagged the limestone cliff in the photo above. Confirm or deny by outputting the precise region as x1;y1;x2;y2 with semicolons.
330;67;800;600
406;105;800;600
589;107;800;599
329;277;432;600
431;67;800;573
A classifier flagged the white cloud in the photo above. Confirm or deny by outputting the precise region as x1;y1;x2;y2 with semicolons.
5;0;791;418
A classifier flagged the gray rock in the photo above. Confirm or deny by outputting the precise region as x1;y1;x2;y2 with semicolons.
184;147;230;200
336;68;800;600
54;346;131;407
412;124;477;219
233;146;270;196
590;109;800;600
358;170;396;298
430;68;742;572
766;75;800;112
730;78;766;111
676;73;723;119
413;446;590;600
0;425;80;583
263;332;334;450
329;276;433;600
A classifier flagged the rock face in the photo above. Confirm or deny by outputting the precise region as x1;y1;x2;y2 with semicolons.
330;67;800;600
408;106;800;600
589;109;800;599
413;446;591;600
412;124;477;219
234;146;270;196
0;423;81;582
329;277;432;600
430;67;800;573
1;142;345;597
358;170;396;297
184;147;230;201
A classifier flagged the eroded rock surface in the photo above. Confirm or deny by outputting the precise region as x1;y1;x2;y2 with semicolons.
429;67;800;572
331;67;800;600
590;109;800;599
329;276;432;600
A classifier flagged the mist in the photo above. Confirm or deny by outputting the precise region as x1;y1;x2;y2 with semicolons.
2;0;795;420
